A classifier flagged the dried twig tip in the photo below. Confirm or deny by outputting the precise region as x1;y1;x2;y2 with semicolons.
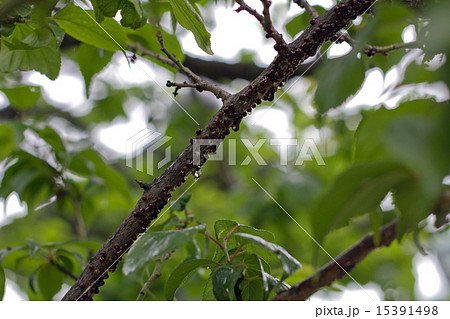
134;179;150;190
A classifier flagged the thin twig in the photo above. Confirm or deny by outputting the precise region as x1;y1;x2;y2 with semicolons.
235;0;286;46
293;0;319;19
128;39;231;101
156;31;191;75
365;41;422;56
166;80;202;97
50;259;78;281
136;253;171;301
203;233;225;250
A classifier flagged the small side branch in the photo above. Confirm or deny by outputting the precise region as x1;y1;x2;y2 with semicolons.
293;0;319;19
128;39;231;102
166;80;203;97
334;32;421;57
273;220;398;301
136;253;171;301
50;259;78;281
235;0;286;47
365;41;422;57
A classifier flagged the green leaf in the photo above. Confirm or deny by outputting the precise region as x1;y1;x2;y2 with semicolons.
0;267;5;300
235;233;301;280
37;264;63;300
0;35;61;80
240;277;264;301
285;6;326;38
386;114;450;235
370;208;383;245
54;6;127;52
354;101;432;162
211;265;244;300
90;0;120;22
76;43;114;97
55;255;74;273
202;275;215;300
49;24;66;48
2;23;52;50
385;115;449;189
212;219;275;264
402;60;439;85
78;149;130;200
314;51;365;114
242;253;270;299
36;126;65;161
26;239;40;259
120;0;147;29
144;0;172;26
361;48;404;74
418;2;450;56
0;86;41;110
358;2;414;47
0;151;58;210
90;0;147;29
14;4;32;17
311;162;412;244
165;258;215;300
214;219;238;240
166;0;212;55
0;125;16;158
169;193;192;212
214;219;274;241
354;100;450;235
123;224;206;275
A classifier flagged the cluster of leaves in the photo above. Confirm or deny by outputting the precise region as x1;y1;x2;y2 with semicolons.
121;196;300;300
0;238;100;300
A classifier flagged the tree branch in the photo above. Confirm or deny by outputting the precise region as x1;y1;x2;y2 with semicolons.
273;220;398;300
59;34;319;82
62;0;377;301
365;41;422;57
293;0;319;19
128;40;231;102
235;0;286;47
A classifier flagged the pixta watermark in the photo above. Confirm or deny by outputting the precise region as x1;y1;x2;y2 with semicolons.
126;128;325;175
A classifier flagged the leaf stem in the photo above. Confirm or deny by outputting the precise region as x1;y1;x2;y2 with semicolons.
224;224;240;264
203;233;225;250
136;253;171;301
229;245;245;263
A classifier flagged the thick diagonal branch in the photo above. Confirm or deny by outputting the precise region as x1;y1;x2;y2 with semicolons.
62;0;376;301
273;220;398;300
